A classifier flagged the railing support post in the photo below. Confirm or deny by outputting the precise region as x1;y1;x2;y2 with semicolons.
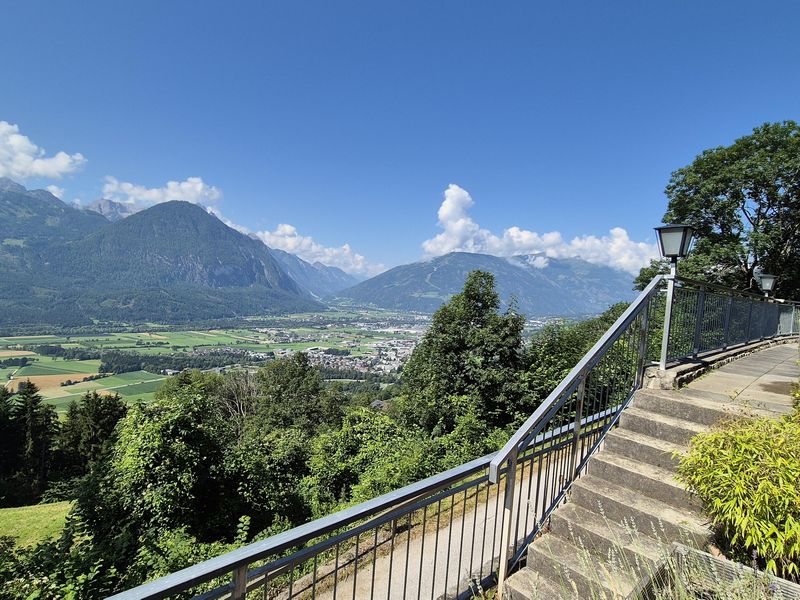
722;293;733;350
635;306;651;388
745;298;754;343
232;565;247;600
570;372;587;477
496;448;518;598
659;264;677;370
692;286;706;358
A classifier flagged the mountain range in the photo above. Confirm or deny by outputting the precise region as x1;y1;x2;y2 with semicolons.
332;252;636;317
0;179;355;327
1;178;636;328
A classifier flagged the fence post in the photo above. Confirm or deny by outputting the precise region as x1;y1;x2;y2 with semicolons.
692;286;706;358
722;293;733;350
659;268;676;370
497;448;518;598
635;306;651;388
745;298;754;343
570;371;587;477
232;565;247;600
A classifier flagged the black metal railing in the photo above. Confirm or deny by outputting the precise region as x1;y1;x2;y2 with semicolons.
108;275;798;600
662;277;798;366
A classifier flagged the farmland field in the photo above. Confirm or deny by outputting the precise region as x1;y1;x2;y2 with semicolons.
1;310;426;411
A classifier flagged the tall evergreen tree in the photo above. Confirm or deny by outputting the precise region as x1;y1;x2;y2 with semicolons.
11;381;58;502
399;270;526;435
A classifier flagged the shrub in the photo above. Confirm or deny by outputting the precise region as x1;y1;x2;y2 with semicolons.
676;413;800;578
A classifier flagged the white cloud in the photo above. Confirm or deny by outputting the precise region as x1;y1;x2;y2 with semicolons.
256;224;384;277
422;184;657;274
45;185;65;199
0;121;86;180
102;176;222;208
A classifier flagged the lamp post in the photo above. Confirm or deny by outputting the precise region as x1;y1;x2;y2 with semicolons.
758;273;777;298
655;224;694;369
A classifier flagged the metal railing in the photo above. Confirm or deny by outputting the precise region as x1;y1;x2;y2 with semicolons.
109;275;798;600
659;276;798;368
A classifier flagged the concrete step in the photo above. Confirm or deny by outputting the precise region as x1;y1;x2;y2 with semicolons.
548;503;661;577
604;427;684;471
504;567;565;600
527;533;637;599
587;452;700;512
570;474;710;546
619;406;706;446
676;387;791;416
635;389;777;425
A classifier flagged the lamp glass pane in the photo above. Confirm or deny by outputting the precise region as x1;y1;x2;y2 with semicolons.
679;228;694;256
659;228;684;257
760;274;776;291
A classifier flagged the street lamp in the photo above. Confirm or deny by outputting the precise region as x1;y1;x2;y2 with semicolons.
655;224;695;369
758;273;777;298
654;224;694;276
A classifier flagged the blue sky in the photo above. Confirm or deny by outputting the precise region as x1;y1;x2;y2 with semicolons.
1;1;798;276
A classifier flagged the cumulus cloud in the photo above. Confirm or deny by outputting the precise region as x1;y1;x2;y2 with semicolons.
256;224;384;277
0;121;86;180
102;176;222;208
422;184;657;274
45;185;65;199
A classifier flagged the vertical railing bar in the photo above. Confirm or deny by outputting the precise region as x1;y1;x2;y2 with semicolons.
386;515;395;600
232;565;247;600
401;511;411;600
521;447;536;539
351;533;359;600
636;303;651;388
570;373;587;478
333;543;340;600
491;472;501;573
430;500;442;600
496;448;518;596
416;504;428;600
692;286;706;357
288;560;295;599
311;554;318;600
443;493;455;597
469;481;480;581
370;526;378;599
479;478;490;581
456;488;468;597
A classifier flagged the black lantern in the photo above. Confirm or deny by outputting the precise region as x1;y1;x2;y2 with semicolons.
654;224;694;261
758;273;777;296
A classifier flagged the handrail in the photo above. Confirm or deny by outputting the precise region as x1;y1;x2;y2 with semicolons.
107;451;497;599
674;275;798;303
488;274;664;483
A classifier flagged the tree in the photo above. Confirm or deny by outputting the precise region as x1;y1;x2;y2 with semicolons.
255;353;328;433
10;382;58;502
399;271;526;435
639;121;800;296
55;392;127;480
0;387;20;504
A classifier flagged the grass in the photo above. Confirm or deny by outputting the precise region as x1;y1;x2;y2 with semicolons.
0;502;71;547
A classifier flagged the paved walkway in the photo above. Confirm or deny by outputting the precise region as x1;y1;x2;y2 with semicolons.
687;343;798;414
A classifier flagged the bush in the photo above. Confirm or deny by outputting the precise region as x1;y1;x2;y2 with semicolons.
677;413;800;578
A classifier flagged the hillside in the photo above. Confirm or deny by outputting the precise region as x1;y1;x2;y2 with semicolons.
0;187;323;328
333;252;636;317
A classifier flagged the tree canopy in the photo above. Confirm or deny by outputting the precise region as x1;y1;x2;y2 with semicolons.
637;121;800;297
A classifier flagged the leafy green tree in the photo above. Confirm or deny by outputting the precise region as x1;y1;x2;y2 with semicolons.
255;353;329;433
638;121;800;296
303;408;431;516
399;271;526;434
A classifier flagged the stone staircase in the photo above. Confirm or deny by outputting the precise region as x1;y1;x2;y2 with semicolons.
503;385;785;600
